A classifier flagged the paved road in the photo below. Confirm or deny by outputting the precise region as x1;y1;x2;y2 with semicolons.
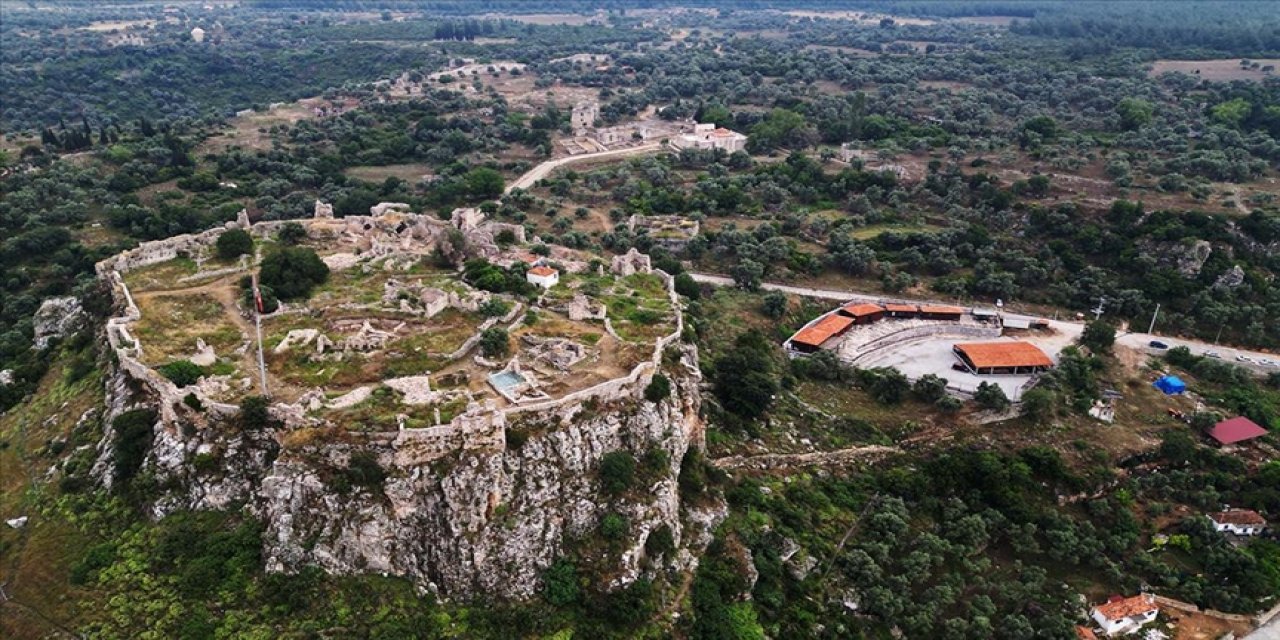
505;143;664;193
689;273;1280;372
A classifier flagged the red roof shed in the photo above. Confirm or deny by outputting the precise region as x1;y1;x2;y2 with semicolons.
1208;416;1268;445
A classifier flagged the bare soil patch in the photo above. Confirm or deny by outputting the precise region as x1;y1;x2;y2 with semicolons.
345;164;436;183
80;19;155;32
951;16;1022;26
782;10;936;26
481;13;599;26
1150;59;1280;82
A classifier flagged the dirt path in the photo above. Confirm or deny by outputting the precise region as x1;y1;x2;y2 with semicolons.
711;445;901;473
505;143;664;193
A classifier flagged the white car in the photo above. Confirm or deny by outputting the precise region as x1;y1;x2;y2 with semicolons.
1236;354;1252;363
1205;350;1221;359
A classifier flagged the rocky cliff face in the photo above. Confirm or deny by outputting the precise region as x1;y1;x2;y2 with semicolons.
91;344;718;599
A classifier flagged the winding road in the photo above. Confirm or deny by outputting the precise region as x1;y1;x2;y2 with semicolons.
688;273;1280;372
505;143;664;193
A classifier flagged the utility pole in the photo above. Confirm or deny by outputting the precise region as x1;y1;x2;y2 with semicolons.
1147;303;1160;335
251;273;269;396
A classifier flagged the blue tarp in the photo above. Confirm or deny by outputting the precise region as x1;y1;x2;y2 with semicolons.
1154;375;1187;395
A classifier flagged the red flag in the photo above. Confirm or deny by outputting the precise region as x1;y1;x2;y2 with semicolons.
252;274;263;314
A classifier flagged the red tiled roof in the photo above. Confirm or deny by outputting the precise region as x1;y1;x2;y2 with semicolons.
1208;416;1267;445
792;314;854;348
1093;594;1157;622
528;265;557;277
1210;509;1266;526
1075;626;1099;640
954;341;1054;369
883;303;918;313
919;304;965;315
841;302;885;318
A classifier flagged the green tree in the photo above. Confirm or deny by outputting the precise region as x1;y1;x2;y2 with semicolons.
215;228;253;260
975;382;1010;411
761;292;787;319
479;327;509;357
277;222;306;245
1080;320;1116;354
1020;387;1058;422
600;450;636;496
543;559;580;607
1116;98;1154;130
912;374;949;403
239;395;272;430
865;367;910;405
674;272;701;299
111;409;157;485
464;167;505;199
645;373;671;402
713;330;779;420
259;246;329;300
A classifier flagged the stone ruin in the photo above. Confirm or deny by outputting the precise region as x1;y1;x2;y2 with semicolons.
314;200;334;219
370;202;412;217
564;294;606;321
611;248;652;276
382;279;491;318
522;335;588;371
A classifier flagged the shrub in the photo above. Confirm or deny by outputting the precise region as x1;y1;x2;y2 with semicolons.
1080;320;1116;354
479;327;509;358
645;524;675;557
277;221;307;245
912;373;948;403
215;228;253;260
158;359;204;387
479;298;510;317
259;246;329;300
543;559;580;607
601;512;629;541
714;330;779;420
111;408;156;485
600;450;636;496
182;392;204;411
863;367;909;405
238;395;272;430
761;291;787;319
645;373;671;402
674;272;701;299
975;382;1011;411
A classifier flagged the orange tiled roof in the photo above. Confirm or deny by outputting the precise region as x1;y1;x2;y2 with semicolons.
792;314;854;347
884;303;918;313
841;302;885;318
919;304;965;315
1210;509;1266;526
1093;594;1157;622
954;341;1054;369
1075;626;1098;640
528;265;557;277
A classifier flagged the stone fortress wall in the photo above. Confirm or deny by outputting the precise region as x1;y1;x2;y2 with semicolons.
97;204;685;466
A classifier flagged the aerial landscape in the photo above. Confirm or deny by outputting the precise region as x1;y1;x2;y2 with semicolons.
1;0;1279;638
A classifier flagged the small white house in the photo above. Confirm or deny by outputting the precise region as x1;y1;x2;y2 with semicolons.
1208;509;1267;536
191;27;206;43
526;265;559;289
1090;594;1158;636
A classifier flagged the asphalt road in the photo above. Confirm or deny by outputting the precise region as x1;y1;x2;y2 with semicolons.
688;273;1280;373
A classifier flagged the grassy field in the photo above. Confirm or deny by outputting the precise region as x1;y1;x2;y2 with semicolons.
121;257;198;292
131;293;245;366
344;163;435;183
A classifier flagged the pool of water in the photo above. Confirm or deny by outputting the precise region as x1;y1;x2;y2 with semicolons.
489;371;527;390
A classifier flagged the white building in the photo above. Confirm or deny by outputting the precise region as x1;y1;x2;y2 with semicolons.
527;265;559;289
1208;509;1267;536
671;123;748;153
190;27;206;43
1089;594;1158;636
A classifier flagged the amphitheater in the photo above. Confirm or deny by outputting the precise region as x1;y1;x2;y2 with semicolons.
786;303;1064;400
97;202;685;464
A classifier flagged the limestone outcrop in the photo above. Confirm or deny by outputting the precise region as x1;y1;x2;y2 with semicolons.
33;296;87;350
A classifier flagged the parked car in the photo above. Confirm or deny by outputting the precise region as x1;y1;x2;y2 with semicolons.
1149;340;1168;349
1236;354;1253;363
1205;350;1221;359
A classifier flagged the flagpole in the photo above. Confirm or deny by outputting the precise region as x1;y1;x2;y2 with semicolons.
252;273;269;396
